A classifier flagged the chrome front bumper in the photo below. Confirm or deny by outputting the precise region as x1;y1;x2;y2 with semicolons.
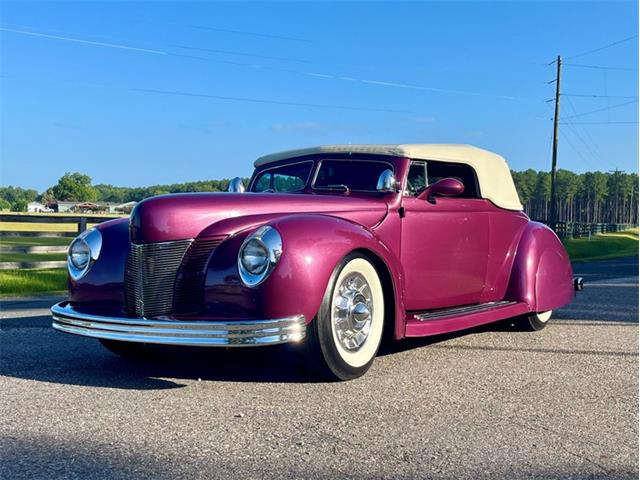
51;302;306;347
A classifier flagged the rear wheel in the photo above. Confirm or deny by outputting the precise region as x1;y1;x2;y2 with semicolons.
515;310;552;331
302;253;385;381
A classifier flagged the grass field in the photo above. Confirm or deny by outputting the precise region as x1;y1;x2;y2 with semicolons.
0;218;110;296
0;268;67;296
0;236;71;247
0;221;99;232
0;252;67;263
563;229;639;262
3;211;123;217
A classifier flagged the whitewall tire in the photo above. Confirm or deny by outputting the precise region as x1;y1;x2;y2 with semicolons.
516;310;553;331
303;253;385;380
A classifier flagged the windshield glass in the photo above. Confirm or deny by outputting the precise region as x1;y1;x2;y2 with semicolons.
314;160;393;192
251;161;313;193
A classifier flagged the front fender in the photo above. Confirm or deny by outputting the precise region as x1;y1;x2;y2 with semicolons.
507;221;574;312
203;214;403;331
68;218;129;305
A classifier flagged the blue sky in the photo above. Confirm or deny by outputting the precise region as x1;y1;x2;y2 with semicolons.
1;1;638;192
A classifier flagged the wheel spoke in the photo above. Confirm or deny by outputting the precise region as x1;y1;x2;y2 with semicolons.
332;272;374;352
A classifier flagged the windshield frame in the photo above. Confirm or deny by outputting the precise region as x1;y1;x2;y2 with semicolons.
248;160;314;193
310;158;395;194
248;154;403;196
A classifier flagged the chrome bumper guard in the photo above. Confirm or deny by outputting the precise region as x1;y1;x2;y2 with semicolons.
51;302;306;347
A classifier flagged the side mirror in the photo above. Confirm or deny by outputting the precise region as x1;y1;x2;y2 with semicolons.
228;177;246;193
376;169;399;192
418;177;465;203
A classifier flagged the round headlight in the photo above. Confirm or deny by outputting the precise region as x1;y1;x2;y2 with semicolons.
69;239;91;269
240;238;269;275
238;226;282;287
67;228;102;280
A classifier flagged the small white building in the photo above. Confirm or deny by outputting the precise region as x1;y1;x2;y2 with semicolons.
27;201;53;213
56;201;79;213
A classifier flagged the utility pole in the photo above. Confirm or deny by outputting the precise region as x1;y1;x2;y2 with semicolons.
549;55;562;229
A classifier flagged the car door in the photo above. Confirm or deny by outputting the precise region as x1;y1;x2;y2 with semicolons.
400;160;491;311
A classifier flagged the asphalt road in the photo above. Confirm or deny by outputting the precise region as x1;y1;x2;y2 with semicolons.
1;257;637;479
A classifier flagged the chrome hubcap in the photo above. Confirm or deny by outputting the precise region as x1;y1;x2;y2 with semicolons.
332;273;374;351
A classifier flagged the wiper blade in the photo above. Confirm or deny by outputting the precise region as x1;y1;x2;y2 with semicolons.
321;184;350;193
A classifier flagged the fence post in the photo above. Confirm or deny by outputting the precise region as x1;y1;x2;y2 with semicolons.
77;217;87;233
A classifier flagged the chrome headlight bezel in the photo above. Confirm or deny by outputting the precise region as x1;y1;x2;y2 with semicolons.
237;226;282;287
68;228;102;281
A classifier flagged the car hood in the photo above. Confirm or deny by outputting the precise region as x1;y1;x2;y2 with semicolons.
129;192;388;243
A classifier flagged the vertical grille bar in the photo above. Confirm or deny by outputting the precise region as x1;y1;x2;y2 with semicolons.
124;240;192;318
173;235;227;314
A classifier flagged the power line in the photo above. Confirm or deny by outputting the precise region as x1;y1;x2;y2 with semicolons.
188;24;311;43
560;121;638;125
132;88;414;113
560;94;607;167
172;44;309;63
562;93;638;99
563;99;638;119
563;100;618;169
564;63;638;72
566;34;638;60
564;96;607;164
559;128;600;170
1;75;414;114
0;27;167;55
3;25;529;102
2;22;310;64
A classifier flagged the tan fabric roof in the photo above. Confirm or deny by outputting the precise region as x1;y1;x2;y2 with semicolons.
254;144;523;211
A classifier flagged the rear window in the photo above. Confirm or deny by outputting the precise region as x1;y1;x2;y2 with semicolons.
313;160;393;192
427;161;480;198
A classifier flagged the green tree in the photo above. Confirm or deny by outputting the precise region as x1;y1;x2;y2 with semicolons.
12;199;28;212
0;186;37;206
51;172;98;202
39;188;56;205
556;169;580;221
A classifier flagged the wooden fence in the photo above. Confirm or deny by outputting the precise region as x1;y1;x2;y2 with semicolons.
546;222;637;239
0;213;122;234
1;214;636;269
0;214;123;270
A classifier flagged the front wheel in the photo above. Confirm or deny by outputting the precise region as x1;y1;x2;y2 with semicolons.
302;253;385;381
515;310;552;331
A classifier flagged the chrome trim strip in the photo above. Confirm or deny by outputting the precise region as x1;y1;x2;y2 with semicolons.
413;300;516;321
51;302;306;347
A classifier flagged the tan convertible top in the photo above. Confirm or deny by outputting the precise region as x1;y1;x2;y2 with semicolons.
254;144;523;211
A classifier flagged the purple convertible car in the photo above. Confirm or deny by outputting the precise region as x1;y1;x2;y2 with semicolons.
52;144;581;380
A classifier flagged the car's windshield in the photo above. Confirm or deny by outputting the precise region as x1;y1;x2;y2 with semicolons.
251;161;313;193
314;160;393;192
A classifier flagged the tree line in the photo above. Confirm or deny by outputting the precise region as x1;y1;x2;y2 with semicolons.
511;169;638;225
1;169;638;225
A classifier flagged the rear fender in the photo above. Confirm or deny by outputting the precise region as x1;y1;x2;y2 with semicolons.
506;222;573;312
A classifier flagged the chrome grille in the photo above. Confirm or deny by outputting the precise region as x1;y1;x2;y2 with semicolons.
124;240;193;318
173;236;227;313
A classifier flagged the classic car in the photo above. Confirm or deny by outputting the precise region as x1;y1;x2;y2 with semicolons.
51;144;582;380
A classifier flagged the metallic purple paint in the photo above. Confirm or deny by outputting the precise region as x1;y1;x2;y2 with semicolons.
64;153;575;343
130;192;388;243
69;218;129;305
